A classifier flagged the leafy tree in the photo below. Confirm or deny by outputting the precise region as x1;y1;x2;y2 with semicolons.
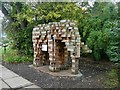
84;2;118;60
106;2;120;63
106;23;120;63
1;2;119;63
2;2;88;56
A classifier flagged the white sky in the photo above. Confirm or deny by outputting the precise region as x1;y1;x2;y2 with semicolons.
0;10;4;21
0;10;4;37
0;10;4;17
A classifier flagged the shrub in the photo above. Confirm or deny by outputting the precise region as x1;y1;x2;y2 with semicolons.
106;25;120;63
86;29;109;60
3;48;33;63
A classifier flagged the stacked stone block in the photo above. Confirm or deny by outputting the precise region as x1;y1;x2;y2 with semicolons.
32;20;91;74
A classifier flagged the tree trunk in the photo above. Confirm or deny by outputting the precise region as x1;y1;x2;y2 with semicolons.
2;2;28;30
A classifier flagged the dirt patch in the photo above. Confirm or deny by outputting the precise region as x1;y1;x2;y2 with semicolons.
2;57;120;88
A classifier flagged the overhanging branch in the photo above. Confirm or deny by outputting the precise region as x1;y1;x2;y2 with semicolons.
2;3;9;16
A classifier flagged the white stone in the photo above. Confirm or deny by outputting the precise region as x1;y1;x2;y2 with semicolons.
74;27;78;30
71;40;75;42
72;64;75;68
60;20;66;23
72;60;75;63
0;64;4;68
1;80;10;89
42;44;47;51
66;24;69;27
70;22;75;26
49;53;53;56
4;77;33;88
49;58;53;61
25;84;40;88
65;42;69;46
1;67;19;80
81;42;84;46
41;27;44;29
62;29;66;32
33;27;39;31
41;31;46;34
68;27;72;30
61;34;66;37
71;69;75;72
38;24;41;27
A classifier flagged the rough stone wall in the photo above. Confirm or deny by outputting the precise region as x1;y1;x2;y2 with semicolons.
32;20;91;74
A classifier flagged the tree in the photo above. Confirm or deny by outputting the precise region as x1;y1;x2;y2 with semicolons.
83;2;118;60
2;2;118;62
106;2;120;63
1;2;88;56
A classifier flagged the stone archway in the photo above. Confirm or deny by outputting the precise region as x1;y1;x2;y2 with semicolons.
32;20;92;74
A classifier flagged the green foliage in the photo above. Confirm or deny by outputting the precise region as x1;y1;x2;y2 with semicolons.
106;24;120;63
2;2;119;62
86;29;110;60
0;47;4;55
3;48;33;63
5;25;33;56
84;2;118;60
4;2;86;57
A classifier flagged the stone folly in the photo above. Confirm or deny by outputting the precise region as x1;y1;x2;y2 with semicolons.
32;20;91;74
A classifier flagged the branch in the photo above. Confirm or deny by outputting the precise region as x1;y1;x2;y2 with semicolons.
2;3;15;22
2;3;9;16
15;2;28;29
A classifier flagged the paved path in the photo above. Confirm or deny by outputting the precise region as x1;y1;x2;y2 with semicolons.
0;64;42;89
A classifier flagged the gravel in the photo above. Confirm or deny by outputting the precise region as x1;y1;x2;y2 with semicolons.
2;57;119;89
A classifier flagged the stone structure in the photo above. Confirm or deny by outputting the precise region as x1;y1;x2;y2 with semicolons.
32;20;91;74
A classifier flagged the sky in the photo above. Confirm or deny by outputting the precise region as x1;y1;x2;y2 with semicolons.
0;10;4;18
0;10;4;24
0;10;4;39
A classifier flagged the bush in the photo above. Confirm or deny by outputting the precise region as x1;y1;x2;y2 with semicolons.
106;26;120;63
86;29;109;60
6;24;34;56
3;48;33;63
81;3;118;61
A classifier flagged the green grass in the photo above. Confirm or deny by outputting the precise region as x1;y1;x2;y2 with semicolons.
0;46;4;54
0;46;5;61
2;47;33;63
104;69;119;88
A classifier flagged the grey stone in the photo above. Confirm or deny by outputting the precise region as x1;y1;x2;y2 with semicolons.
24;84;40;88
0;69;2;79
1;67;19;79
0;79;10;89
4;76;33;88
0;64;4;68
